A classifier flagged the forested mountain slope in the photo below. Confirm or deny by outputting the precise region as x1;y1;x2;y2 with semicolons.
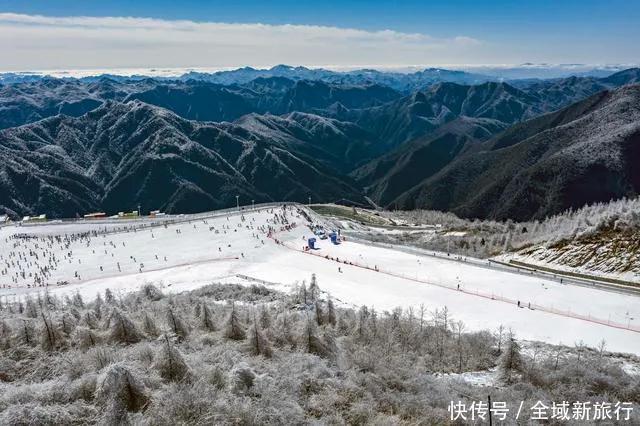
391;84;640;220
0;101;367;217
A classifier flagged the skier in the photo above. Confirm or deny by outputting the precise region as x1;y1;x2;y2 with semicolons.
517;300;521;308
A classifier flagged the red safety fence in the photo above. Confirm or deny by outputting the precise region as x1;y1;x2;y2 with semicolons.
268;226;640;334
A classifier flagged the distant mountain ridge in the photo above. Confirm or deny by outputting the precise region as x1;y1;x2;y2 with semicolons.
341;81;544;151
3;63;631;88
176;65;495;93
1;66;639;220
125;79;402;124
352;69;640;207
0;65;494;93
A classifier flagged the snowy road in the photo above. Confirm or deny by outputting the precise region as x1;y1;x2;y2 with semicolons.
1;206;639;354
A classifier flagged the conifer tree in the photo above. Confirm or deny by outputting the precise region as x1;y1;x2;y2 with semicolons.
224;302;246;340
499;332;523;384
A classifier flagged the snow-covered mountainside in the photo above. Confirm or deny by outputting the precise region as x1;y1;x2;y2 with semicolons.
0;77;402;130
0;101;367;218
505;226;640;282
1;68;640;221
391;84;640;220
0;78;157;130
312;199;640;286
1;206;638;354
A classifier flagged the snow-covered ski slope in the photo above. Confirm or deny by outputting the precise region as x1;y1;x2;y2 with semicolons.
1;205;639;354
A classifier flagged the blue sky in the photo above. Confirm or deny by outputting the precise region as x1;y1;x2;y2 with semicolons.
0;0;638;71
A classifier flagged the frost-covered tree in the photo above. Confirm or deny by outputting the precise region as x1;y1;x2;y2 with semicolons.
166;307;189;339
356;306;370;342
309;273;320;301
0;320;11;339
84;311;99;329
106;308;143;344
74;326;99;350
499;332;523;384
72;292;84;308
142;284;164;301
96;363;148;423
39;311;64;351
25;296;39;318
154;335;190;382
15;319;35;347
298;282;308;305
199;303;217;332
104;288;116;305
326;297;337;327
273;310;296;348
94;293;104;319
142;312;159;337
60;312;77;336
247;314;273;358
230;362;256;395
495;324;505;354
301;317;332;358
315;299;325;326
259;305;272;330
224;302;246;340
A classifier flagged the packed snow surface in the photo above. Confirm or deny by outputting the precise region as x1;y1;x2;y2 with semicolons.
1;206;639;354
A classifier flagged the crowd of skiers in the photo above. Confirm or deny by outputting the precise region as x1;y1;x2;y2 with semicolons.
1;206;305;290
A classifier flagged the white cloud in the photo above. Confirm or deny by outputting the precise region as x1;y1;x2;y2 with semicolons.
0;13;485;71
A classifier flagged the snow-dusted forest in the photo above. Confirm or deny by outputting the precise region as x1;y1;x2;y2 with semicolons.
0;281;638;424
353;198;640;276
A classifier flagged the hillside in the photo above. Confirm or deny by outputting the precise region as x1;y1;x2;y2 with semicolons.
2;68;640;221
391;84;640;220
3;279;636;424
510;226;640;282
0;101;367;218
340;81;544;151
0;78;157;130
514;68;640;110
126;79;402;124
351;117;508;205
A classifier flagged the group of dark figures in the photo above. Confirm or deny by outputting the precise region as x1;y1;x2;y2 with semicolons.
1;206;303;289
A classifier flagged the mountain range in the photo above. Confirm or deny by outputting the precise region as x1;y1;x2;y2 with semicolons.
0;66;639;220
389;85;640;220
0;101;371;217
